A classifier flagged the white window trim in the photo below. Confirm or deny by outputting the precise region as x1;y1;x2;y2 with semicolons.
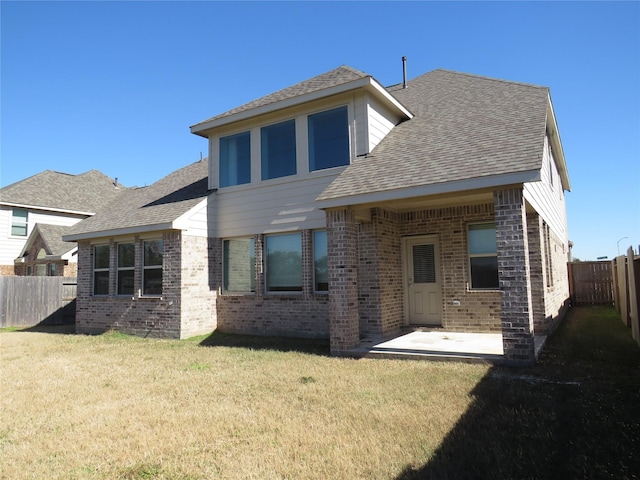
222;236;256;295
93;244;110;296
264;232;303;295
467;222;499;291
142;239;163;297
116;242;135;296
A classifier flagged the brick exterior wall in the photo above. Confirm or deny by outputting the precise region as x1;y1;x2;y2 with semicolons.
213;234;330;338
494;188;535;365
0;265;16;276
75;231;216;339
398;204;501;332
327;208;360;352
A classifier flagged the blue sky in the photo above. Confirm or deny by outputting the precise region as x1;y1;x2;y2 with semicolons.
1;1;638;261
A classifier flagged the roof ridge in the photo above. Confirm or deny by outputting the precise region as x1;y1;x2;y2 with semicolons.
427;68;549;90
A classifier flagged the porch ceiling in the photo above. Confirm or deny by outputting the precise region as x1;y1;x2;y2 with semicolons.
352;188;494;221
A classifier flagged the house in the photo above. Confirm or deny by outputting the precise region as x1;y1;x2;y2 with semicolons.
64;66;571;365
17;224;78;276
0;169;125;276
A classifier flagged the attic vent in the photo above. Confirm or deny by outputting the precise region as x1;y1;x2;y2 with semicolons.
402;56;407;89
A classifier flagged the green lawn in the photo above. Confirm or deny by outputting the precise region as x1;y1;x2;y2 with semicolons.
1;306;638;479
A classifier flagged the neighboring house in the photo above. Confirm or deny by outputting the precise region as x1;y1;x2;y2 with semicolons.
64;66;571;365
16;224;78;276
0;169;125;275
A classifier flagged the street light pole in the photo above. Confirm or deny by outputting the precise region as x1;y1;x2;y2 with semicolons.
617;236;629;256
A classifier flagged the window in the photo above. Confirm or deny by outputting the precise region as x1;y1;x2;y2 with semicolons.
308;106;349;171
11;209;28;236
544;223;554;288
223;237;255;292
468;223;499;289
313;230;328;292
143;240;163;295
117;243;135;295
220;131;251;187
261;119;296;180
93;245;110;295
48;264;56;276
265;233;302;292
35;264;46;276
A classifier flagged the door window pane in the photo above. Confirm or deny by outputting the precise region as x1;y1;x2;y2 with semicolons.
261;120;296;180
220;131;251;187
265;233;302;292
413;244;436;283
308;106;349;171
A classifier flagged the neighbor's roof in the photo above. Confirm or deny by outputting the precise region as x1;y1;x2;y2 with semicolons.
190;65;412;134
0;169;125;215
19;223;77;258
63;158;209;241
317;69;566;206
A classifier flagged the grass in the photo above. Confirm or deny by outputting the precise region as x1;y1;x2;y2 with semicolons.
1;306;638;479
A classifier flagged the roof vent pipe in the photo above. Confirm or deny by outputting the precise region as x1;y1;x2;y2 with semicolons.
402;56;407;89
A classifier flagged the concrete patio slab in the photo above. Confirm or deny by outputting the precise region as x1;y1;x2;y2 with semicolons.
347;331;505;363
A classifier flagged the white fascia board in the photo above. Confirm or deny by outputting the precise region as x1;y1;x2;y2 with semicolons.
546;94;571;192
0;201;94;216
316;170;541;209
62;223;175;242
190;77;413;136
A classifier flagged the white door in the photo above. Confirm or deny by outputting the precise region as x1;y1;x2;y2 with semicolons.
403;236;442;326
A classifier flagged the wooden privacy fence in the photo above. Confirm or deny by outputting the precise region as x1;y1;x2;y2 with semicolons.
0;276;76;328
568;247;640;347
613;247;640;346
568;261;614;305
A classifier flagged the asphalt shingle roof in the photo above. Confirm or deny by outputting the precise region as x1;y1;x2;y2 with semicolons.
317;69;550;202
33;224;76;256
65;158;209;237
0;169;125;214
191;66;370;128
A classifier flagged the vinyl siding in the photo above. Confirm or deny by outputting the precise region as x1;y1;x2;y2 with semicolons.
367;95;400;153
0;206;83;265
209;174;337;238
523;135;568;243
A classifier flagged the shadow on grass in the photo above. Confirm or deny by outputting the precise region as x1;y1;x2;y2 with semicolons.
199;330;331;356
20;323;76;334
396;306;640;480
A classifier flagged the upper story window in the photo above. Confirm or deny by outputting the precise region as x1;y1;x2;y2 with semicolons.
468;223;499;290
308;106;349;171
220;131;251;187
11;209;28;236
261;119;297;180
93;245;110;296
143;240;163;296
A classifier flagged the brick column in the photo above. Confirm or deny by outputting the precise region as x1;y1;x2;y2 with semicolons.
494;188;535;365
527;212;546;333
327;208;359;354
